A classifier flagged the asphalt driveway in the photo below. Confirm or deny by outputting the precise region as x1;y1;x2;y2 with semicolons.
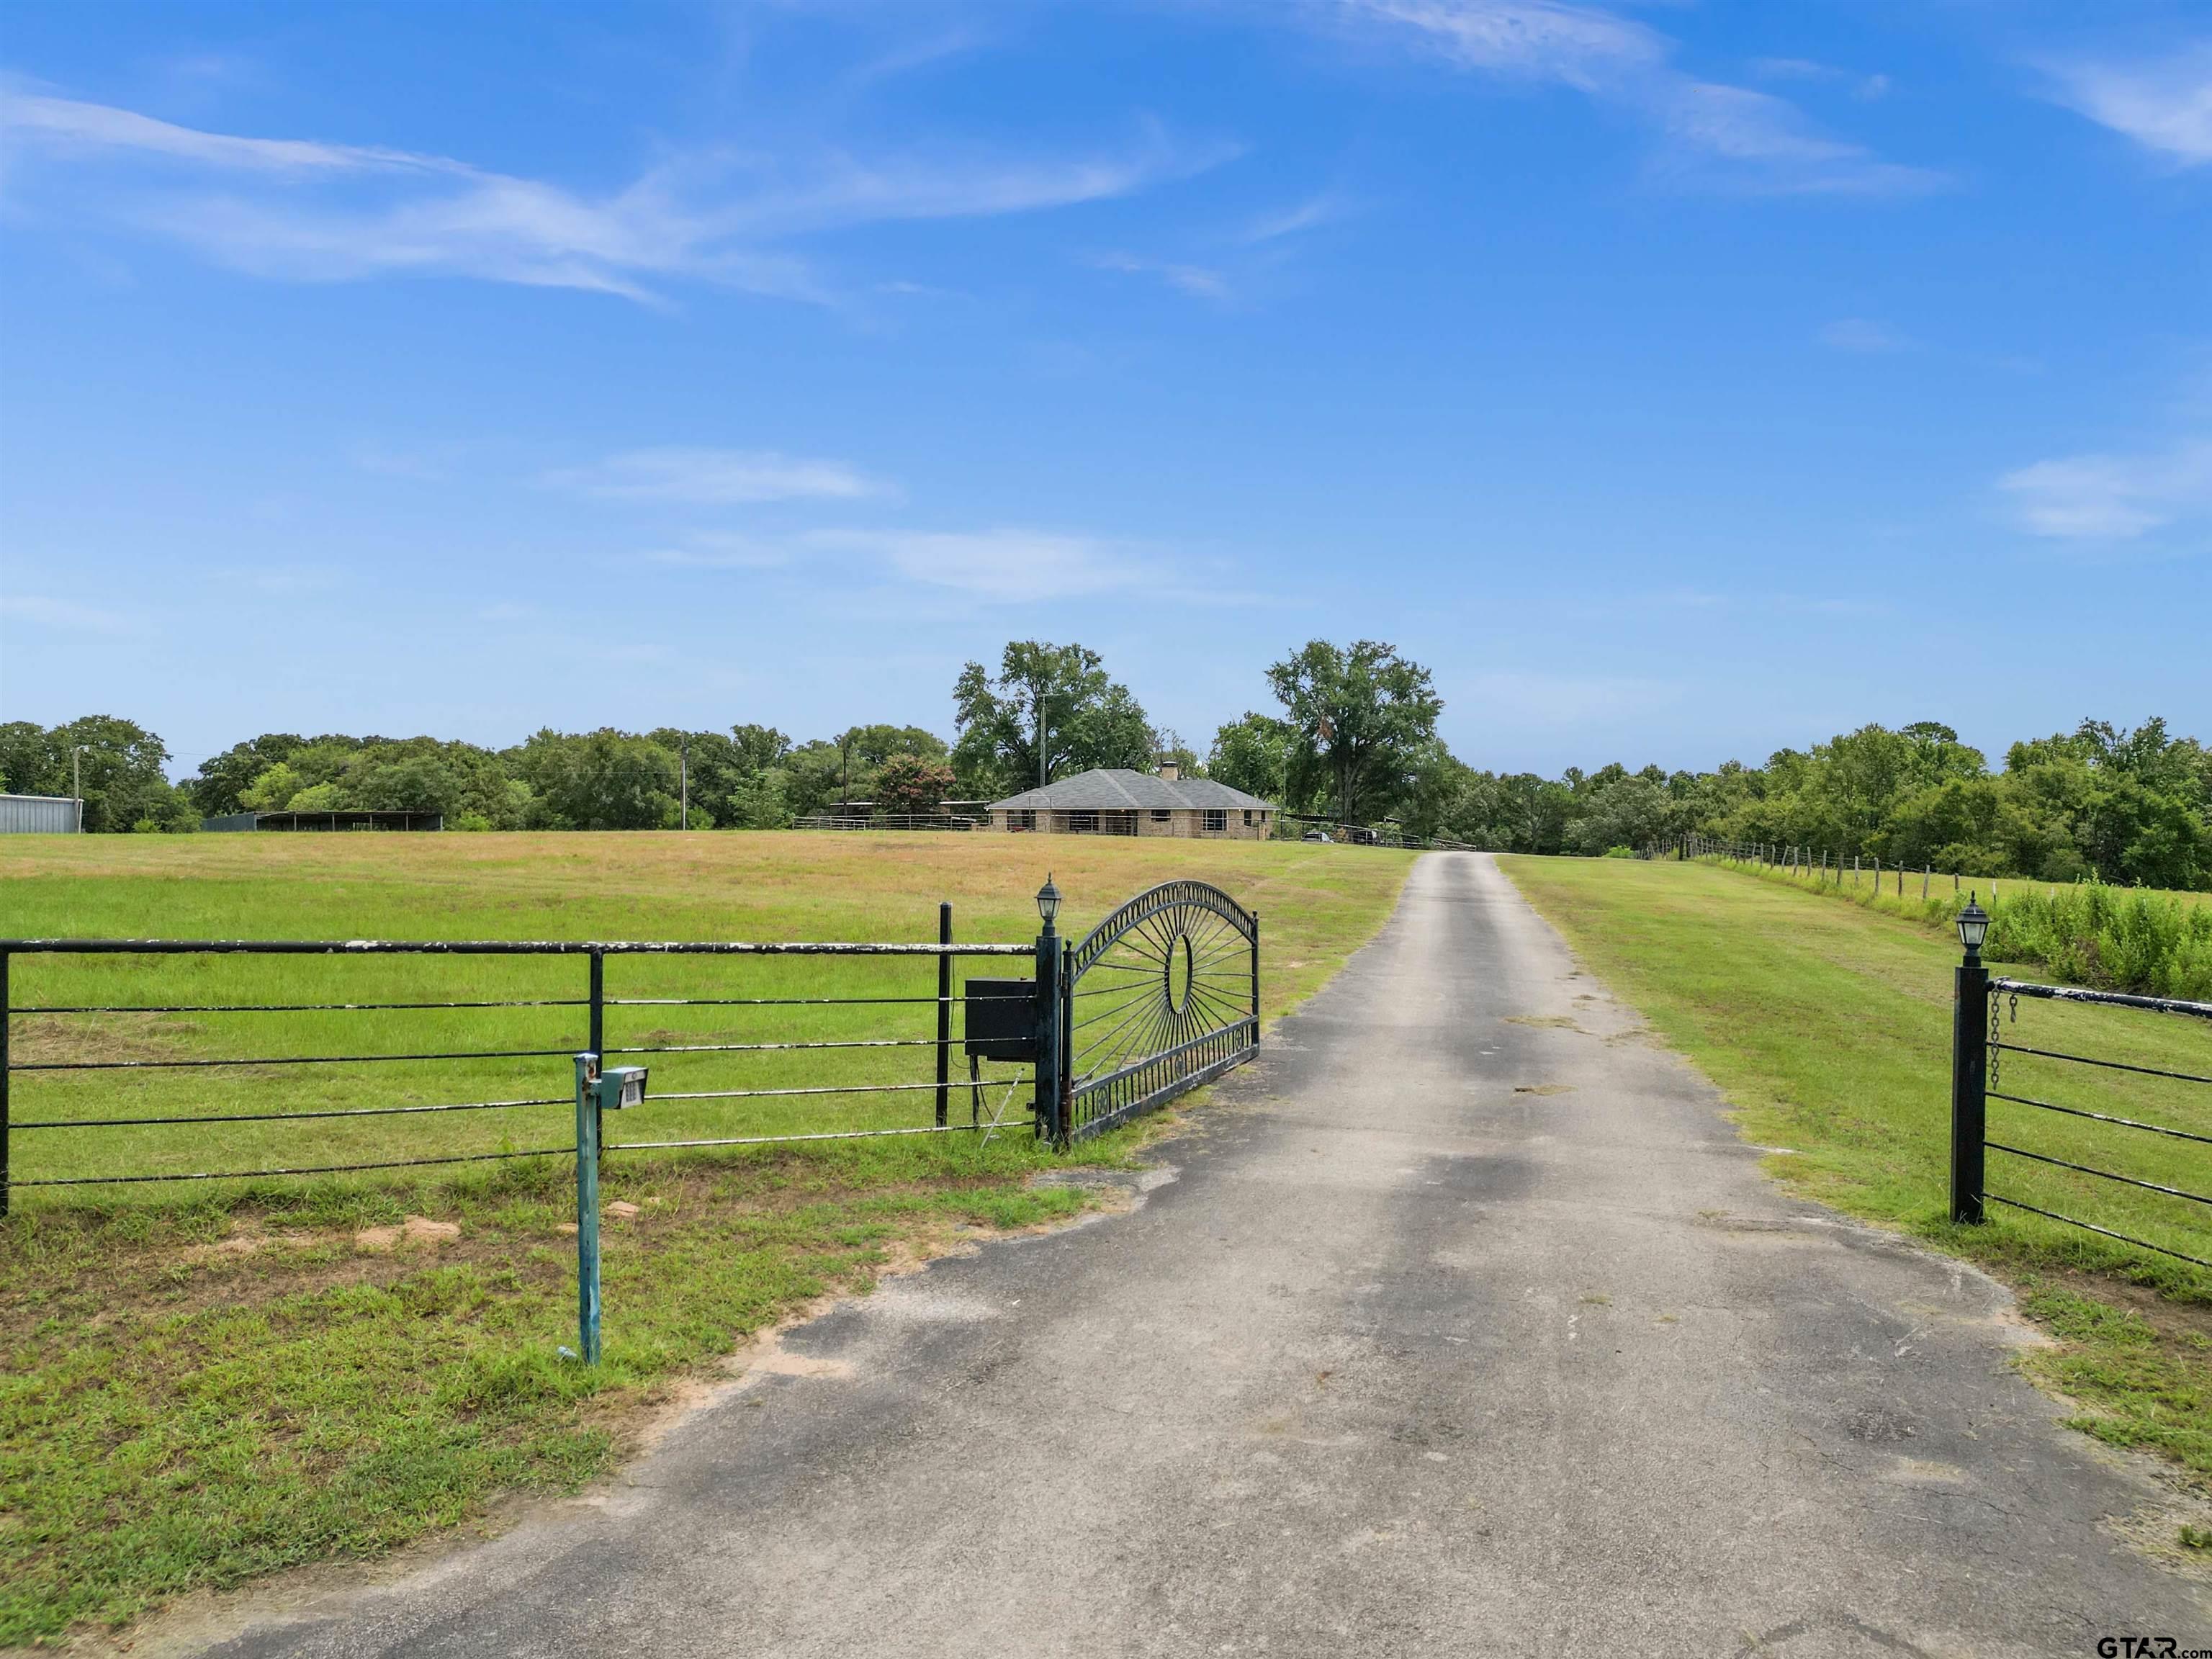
204;853;2206;1658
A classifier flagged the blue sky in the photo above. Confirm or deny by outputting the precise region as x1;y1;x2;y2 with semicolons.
1;1;2206;779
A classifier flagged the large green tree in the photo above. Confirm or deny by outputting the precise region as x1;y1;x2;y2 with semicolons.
0;716;192;831
1208;713;1292;804
950;642;1156;799
509;729;680;830
1265;640;1443;827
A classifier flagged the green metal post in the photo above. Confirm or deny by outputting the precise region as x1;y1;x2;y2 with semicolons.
588;950;605;1175
574;1053;603;1364
935;903;952;1128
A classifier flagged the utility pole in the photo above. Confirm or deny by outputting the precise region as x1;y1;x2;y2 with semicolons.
680;737;688;831
1036;684;1048;789
71;746;85;832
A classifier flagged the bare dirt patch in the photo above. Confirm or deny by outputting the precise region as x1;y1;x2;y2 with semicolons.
353;1216;462;1251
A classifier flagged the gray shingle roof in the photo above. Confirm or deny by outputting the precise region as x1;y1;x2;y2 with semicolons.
989;769;1275;813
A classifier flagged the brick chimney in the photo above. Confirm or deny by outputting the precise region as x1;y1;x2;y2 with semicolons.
1156;761;1180;782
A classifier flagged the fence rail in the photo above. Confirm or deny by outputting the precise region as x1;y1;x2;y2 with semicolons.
4;877;1266;1363
1951;961;2212;1270
0;920;1037;1212
1;878;1267;1210
791;814;983;832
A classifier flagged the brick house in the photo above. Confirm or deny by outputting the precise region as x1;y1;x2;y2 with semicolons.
987;764;1277;839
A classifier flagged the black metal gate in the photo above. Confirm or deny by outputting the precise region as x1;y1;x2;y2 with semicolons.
1059;880;1259;1142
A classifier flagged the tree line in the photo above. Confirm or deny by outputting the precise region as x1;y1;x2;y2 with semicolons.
5;640;2206;891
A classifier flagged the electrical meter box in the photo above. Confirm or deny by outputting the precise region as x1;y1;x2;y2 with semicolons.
963;979;1038;1061
598;1065;648;1109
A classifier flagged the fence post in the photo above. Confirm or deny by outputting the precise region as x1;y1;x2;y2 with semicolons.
1;949;10;1220
1035;921;1062;1146
588;949;606;1174
573;1052;604;1364
935;902;952;1128
1249;912;1262;1049
1950;922;1989;1226
1061;940;1074;1144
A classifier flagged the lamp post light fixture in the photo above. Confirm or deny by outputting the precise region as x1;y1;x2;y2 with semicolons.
1037;873;1063;933
1956;896;1990;963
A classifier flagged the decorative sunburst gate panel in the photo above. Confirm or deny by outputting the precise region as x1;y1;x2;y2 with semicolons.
1063;881;1259;1142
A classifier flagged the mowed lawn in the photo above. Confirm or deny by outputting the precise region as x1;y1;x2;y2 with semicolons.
1499;854;2212;1491
0;832;1415;1644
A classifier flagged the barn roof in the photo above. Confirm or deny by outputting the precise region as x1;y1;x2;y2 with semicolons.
988;769;1275;813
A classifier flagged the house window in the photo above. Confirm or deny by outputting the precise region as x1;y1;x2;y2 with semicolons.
1202;809;1227;833
1067;811;1098;833
1151;809;1172;822
1010;810;1035;832
1243;810;1254;826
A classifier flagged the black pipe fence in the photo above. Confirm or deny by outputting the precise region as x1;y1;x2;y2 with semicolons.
0;915;1043;1213
1949;950;2212;1269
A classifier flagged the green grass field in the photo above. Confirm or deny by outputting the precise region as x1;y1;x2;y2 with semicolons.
1498;853;2212;1488
1;831;1404;1197
0;832;1416;1643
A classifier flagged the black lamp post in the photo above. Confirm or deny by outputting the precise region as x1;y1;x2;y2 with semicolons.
1037;874;1063;934
1949;892;1991;1225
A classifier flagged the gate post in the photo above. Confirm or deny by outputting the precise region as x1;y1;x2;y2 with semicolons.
1249;912;1262;1050
1950;899;1992;1225
573;1052;603;1363
1033;876;1064;1146
587;949;606;1175
935;902;952;1128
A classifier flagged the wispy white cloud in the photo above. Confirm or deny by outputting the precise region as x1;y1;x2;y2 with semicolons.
641;531;790;569
1241;194;1344;243
3;91;467;176
1818;317;1907;354
0;593;145;634
806;527;1159;603
1749;58;1889;101
1087;250;1232;301
1999;439;2212;541
2038;45;2212;166
1334;0;1943;196
0;91;1228;302
548;448;889;505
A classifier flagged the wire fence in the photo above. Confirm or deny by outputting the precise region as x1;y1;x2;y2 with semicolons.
1666;837;2212;1274
790;814;985;832
1663;834;1993;901
1970;976;2212;1269
0;914;1043;1210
